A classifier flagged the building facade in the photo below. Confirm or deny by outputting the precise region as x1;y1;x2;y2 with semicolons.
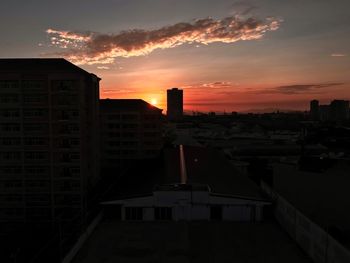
103;184;269;222
330;100;350;121
0;59;100;231
310;99;350;122
310;99;319;120
167;88;183;121
100;99;163;176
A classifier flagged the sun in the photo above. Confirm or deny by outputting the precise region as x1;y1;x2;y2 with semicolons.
150;98;158;106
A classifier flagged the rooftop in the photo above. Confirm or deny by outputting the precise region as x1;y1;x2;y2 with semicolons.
103;146;265;202
153;184;210;192
0;58;97;77
100;99;162;112
72;220;311;263
163;145;265;199
273;159;350;246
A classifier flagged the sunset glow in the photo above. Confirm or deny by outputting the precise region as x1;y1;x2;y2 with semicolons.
151;98;158;106
1;0;349;112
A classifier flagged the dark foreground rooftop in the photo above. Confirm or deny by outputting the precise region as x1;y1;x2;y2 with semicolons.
164;145;264;199
100;99;162;112
72;220;311;263
104;146;265;201
0;58;95;75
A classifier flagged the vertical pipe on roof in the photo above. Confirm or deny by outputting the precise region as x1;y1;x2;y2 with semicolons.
179;145;187;184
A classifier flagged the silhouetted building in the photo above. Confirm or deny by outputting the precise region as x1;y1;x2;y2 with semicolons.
310;99;319;120
312;99;350;122
0;59;100;238
319;104;330;121
100;99;163;176
167;87;183;121
330;100;349;121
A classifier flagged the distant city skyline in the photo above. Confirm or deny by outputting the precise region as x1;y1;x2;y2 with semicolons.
1;0;350;111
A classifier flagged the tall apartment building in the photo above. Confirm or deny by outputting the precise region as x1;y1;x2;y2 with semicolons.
310;99;350;122
167;88;183;121
100;99;163;176
330;100;350;121
0;59;100;235
310;99;319;120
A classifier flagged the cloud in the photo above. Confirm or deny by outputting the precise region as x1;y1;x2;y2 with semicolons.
45;15;281;65
257;83;344;95
184;81;237;89
101;88;135;94
331;53;347;57
97;66;110;70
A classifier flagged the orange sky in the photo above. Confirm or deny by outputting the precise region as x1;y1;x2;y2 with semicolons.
1;0;349;112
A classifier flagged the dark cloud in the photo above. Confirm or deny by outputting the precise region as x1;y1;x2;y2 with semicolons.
257;83;344;95
45;15;281;65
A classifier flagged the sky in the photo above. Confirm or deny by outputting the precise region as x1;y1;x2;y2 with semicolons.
1;0;350;112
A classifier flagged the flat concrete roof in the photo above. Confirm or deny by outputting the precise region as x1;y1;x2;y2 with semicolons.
273;161;350;247
103;146;266;202
72;220;311;263
164;146;264;199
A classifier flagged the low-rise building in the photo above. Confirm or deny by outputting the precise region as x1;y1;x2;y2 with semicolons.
100;99;163;176
103;145;270;222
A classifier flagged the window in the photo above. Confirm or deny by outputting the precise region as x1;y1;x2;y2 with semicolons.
106;150;120;155
108;141;120;147
108;132;120;138
1;138;21;146
51;80;76;92
24;166;49;178
121;149;136;155
0;109;20;118
122;132;136;138
55;167;80;178
53;109;79;121
144;114;160;121
122;114;138;121
22;80;46;91
54;180;80;192
125;207;143;220
1;180;22;189
23;94;47;104
58;152;80;163
56;124;80;135
144;132;159;137
122;124;138;129
108;123;120;129
23;108;47;118
0;123;20;132
210;206;222;221
25;194;50;206
56;138;79;148
23;123;48;133
0;80;19;90
155;207;172;220
0;152;21;161
0;194;22;203
0;94;19;103
0;166;21;176
107;114;120;120
24;138;48;146
54;194;81;206
53;95;78;106
24;151;48;161
122;141;137;146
